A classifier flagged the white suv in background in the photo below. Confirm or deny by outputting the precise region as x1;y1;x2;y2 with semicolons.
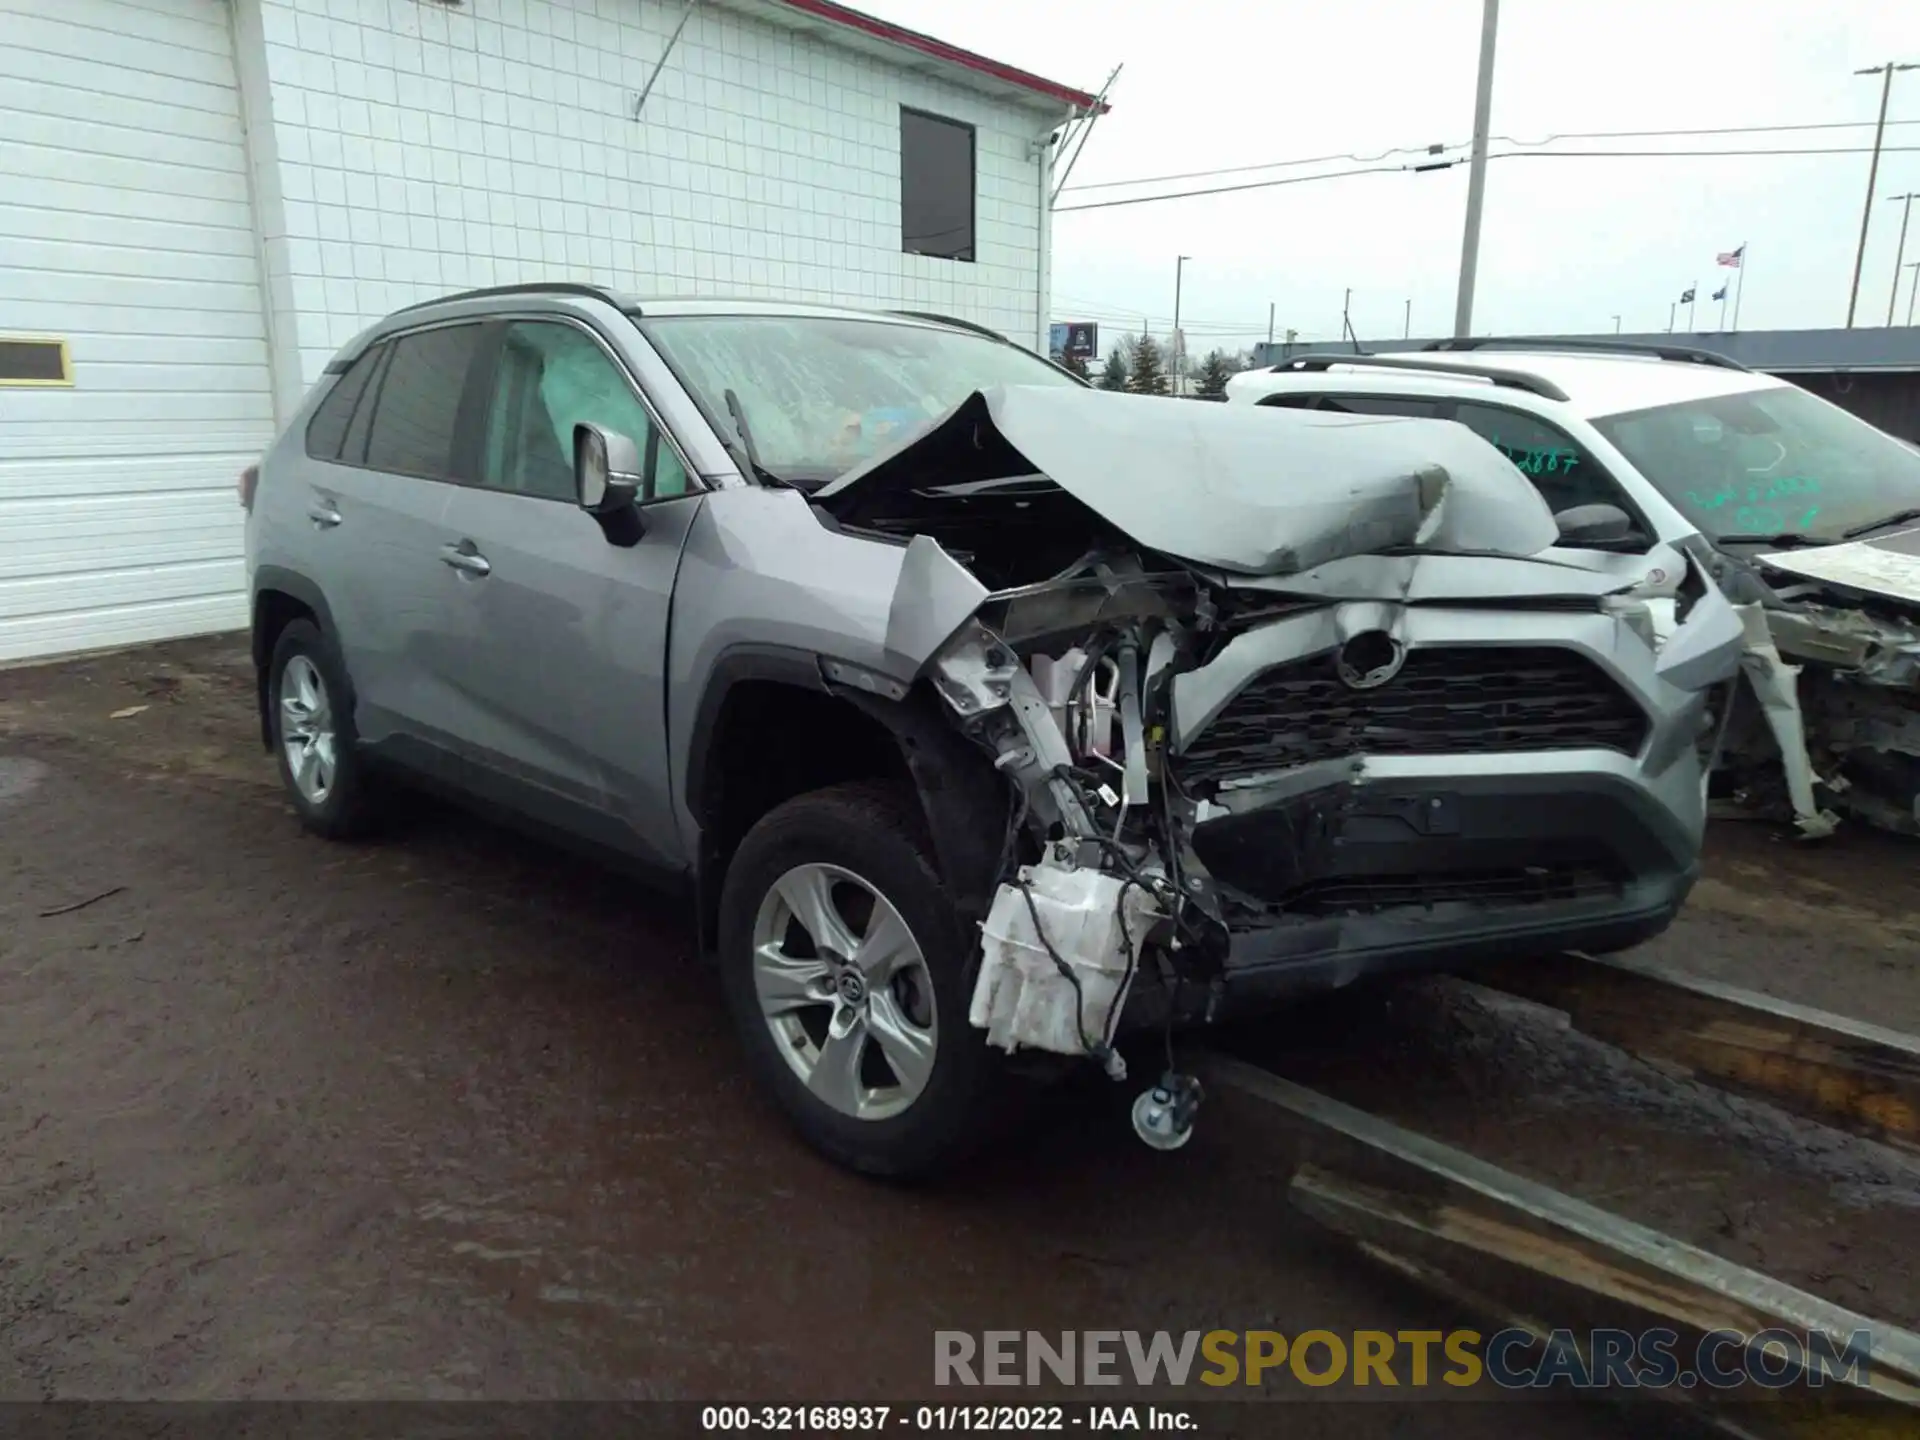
1228;340;1920;838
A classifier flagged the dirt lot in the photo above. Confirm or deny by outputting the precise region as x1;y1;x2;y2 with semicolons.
3;635;1917;1425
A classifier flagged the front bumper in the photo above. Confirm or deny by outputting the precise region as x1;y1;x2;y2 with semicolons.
1134;758;1701;1028
1132;592;1734;1029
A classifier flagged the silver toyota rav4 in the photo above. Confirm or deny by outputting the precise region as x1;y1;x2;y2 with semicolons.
243;284;1745;1176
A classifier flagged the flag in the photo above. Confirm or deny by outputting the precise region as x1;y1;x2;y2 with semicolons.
1680;287;1696;304
1712;285;1728;302
1717;246;1745;268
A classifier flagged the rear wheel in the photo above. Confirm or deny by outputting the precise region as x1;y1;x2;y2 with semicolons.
267;618;378;839
718;781;1002;1178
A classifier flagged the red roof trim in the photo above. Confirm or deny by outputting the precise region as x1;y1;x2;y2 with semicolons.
766;0;1107;113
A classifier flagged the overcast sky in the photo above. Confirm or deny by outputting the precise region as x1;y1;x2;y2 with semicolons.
861;0;1920;352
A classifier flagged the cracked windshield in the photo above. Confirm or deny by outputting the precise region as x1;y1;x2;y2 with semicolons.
638;314;1080;486
1591;385;1920;542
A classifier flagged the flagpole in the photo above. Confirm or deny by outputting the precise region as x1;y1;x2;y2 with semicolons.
1719;289;1728;331
1733;244;1748;332
1688;282;1697;332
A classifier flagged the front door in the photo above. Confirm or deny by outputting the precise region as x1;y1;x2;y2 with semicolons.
426;318;702;870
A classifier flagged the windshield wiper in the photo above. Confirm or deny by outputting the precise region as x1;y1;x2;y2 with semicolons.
1714;532;1830;548
1840;507;1920;540
722;388;802;491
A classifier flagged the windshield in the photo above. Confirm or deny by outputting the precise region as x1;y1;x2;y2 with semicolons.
1590;384;1920;543
637;314;1083;486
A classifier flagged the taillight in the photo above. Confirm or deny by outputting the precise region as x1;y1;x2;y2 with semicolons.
239;463;260;512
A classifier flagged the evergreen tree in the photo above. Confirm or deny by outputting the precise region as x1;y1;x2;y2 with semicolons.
1098;345;1130;392
1196;349;1234;399
1129;336;1168;396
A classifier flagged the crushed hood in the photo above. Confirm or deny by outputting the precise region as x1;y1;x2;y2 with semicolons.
1753;524;1920;608
816;385;1561;577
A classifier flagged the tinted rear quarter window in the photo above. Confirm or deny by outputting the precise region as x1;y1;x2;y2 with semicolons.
365;324;485;479
304;345;382;461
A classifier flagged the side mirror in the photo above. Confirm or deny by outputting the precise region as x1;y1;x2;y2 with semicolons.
1555;502;1635;545
575;423;645;515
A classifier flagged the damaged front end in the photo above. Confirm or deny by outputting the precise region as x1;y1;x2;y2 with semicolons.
1716;534;1920;837
817;385;1747;1082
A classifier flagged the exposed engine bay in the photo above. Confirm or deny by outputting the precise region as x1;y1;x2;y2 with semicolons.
813;385;1746;1140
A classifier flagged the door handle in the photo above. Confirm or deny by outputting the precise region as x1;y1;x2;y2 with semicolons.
307;501;342;528
440;542;491;577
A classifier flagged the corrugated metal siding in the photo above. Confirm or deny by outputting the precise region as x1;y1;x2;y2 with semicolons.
0;0;273;663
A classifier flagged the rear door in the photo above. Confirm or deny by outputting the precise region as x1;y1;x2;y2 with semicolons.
303;321;487;754
422;316;703;869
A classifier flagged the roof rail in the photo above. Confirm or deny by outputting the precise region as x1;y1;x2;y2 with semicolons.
1422;336;1750;372
1267;353;1571;403
388;281;628;317
887;309;1009;341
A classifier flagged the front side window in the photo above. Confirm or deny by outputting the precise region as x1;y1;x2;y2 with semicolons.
901;108;975;261
1448;402;1626;519
480;322;687;502
1591;383;1920;543
364;324;486;481
638;314;1080;487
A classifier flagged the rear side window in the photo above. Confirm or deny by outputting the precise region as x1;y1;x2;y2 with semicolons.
304;345;383;461
365;324;486;480
1314;394;1445;417
1448;402;1626;518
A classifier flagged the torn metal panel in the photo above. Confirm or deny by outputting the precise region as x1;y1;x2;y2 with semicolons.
818;383;1561;575
1732;602;1840;838
1755;526;1920;607
1649;558;1746;693
1199;1054;1920;1412
880;532;989;680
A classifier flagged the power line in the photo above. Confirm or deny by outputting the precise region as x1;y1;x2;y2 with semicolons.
1057;116;1920;195
1053;144;1920;214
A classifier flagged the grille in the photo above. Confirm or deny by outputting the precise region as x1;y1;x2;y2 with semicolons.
1178;645;1649;788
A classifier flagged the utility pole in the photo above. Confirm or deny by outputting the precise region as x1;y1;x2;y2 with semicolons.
1171;261;1187;387
1453;0;1501;338
1342;287;1356;349
1267;302;1275;344
1848;62;1918;328
1404;298;1412;339
1889;192;1920;326
1612;315;1622;333
1907;261;1920;326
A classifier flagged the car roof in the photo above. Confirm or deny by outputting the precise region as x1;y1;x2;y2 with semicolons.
381;282;985;331
330;284;1015;371
1228;348;1786;419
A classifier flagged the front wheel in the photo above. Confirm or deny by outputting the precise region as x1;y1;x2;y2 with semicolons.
717;781;1003;1179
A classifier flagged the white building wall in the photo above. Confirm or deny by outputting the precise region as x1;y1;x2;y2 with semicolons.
238;0;1058;415
0;0;275;663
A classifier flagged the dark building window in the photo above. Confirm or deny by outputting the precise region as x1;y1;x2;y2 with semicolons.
901;108;975;262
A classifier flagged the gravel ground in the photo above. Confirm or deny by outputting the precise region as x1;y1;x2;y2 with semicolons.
3;634;1915;1430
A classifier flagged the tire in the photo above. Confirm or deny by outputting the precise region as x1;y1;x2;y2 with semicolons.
267;618;379;840
718;781;1003;1179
